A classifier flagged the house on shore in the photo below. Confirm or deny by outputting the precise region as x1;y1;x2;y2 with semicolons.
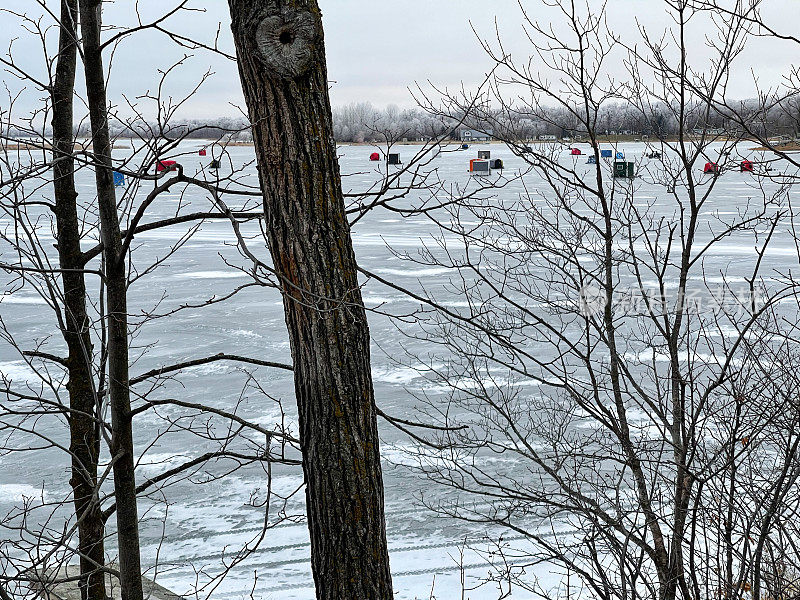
459;128;493;142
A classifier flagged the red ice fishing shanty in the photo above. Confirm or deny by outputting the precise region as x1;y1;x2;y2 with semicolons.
156;160;178;173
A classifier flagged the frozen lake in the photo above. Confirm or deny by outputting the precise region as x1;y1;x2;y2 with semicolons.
1;140;797;599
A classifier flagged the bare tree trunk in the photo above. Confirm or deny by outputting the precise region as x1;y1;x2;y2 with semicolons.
226;2;393;597
77;2;143;600
51;3;107;599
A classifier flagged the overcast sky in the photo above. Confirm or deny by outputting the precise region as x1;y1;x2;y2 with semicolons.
1;1;799;118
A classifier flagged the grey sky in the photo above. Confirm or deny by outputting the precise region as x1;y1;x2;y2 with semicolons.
2;1;799;118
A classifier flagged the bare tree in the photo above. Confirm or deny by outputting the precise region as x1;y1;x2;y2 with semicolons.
225;1;395;597
77;2;145;598
50;1;106;598
362;2;800;599
0;3;302;599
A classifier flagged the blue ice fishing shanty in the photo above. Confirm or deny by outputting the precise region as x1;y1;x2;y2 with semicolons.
113;171;125;187
616;151;625;159
601;149;613;158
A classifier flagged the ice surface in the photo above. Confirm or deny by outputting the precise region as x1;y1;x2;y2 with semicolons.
1;140;795;599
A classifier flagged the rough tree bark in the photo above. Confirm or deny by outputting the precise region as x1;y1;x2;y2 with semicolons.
51;2;107;599
226;1;394;597
77;2;143;600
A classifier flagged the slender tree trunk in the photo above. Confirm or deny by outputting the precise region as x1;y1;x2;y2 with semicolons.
77;3;143;600
51;2;106;599
226;2;393;597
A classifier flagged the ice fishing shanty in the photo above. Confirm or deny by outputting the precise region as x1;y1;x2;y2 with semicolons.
469;159;491;176
156;160;178;173
388;153;402;165
613;161;635;179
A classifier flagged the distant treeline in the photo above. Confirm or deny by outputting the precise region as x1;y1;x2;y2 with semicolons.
10;97;800;143
333;98;800;142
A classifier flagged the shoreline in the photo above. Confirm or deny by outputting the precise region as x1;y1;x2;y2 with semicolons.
4;136;778;152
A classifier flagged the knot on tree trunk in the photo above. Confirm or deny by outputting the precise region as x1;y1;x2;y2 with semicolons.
254;9;318;79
